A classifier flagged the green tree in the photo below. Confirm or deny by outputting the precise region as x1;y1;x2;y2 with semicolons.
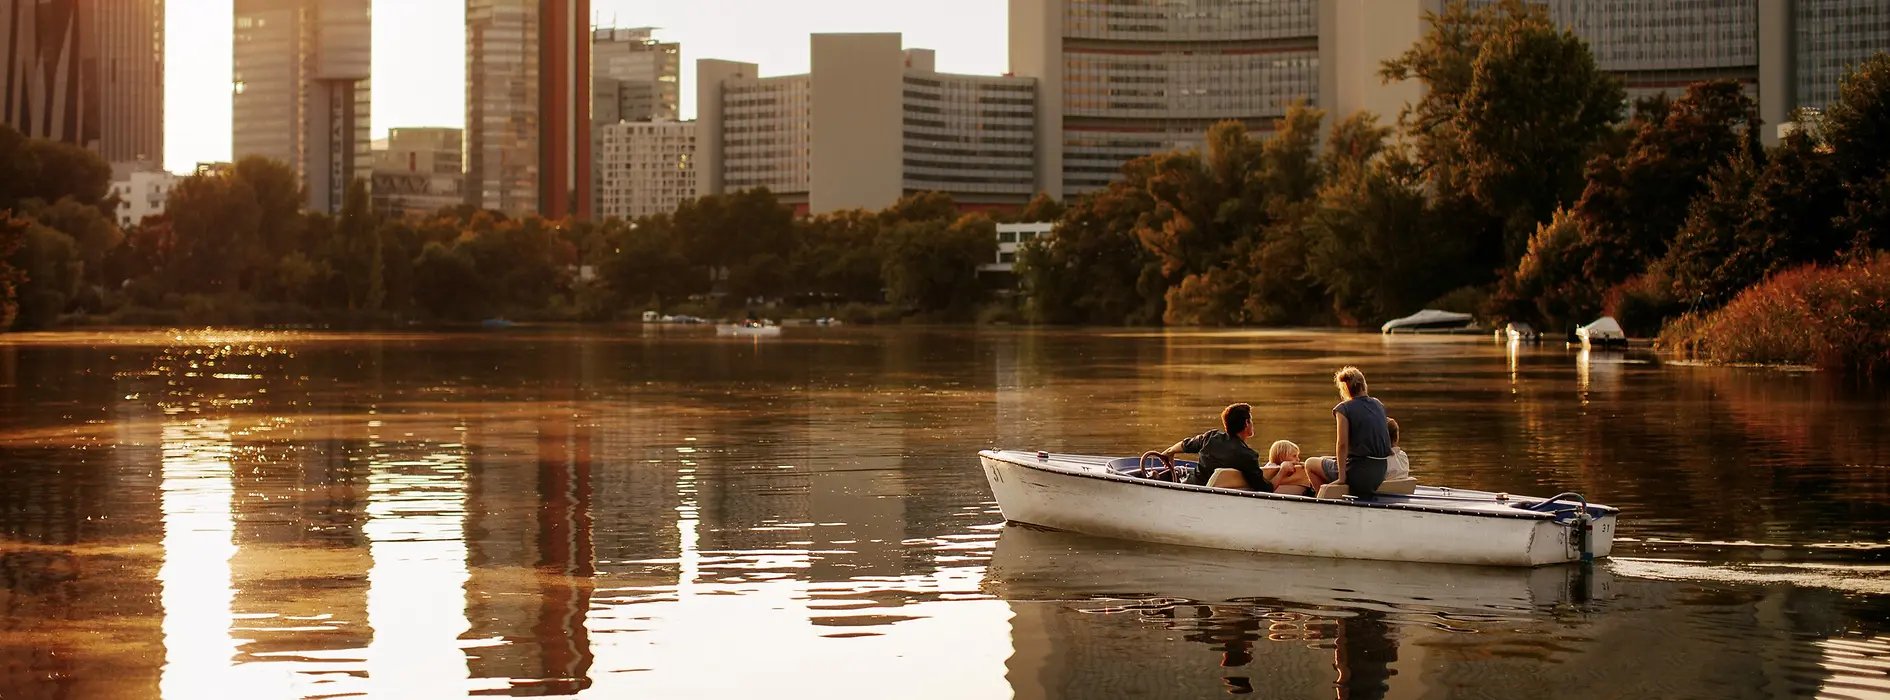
1493;80;1758;326
6;222;81;329
1383;0;1625;269
1017;165;1165;325
878;213;995;314
411;241;486;320
0;213;27;330
793;209;885;302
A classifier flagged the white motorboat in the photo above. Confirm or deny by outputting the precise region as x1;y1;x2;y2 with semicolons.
1381;309;1478;334
978;450;1618;567
984;524;1611;612
1576;316;1627;349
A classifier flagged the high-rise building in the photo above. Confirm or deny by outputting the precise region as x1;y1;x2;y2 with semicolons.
1010;0;1321;197
596;118;694;220
89;0;165;164
696;34;1037;215
592;27;679;125
371;127;465;217
590;27;679;212
466;0;592;220
2;0;97;147
232;0;371;213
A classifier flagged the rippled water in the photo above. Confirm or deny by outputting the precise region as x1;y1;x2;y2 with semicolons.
1;327;1887;699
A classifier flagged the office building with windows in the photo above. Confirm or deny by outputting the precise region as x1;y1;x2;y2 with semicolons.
1010;0;1321;196
91;0;165;164
467;0;592;220
3;0;97;147
697;34;1038;214
371;127;464;217
596;119;695;220
232;0;371;213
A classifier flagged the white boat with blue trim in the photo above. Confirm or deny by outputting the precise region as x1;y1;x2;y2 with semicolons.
978;450;1618;567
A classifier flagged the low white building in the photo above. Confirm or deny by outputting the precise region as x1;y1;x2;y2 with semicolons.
983;222;1053;273
108;162;179;228
597;119;697;220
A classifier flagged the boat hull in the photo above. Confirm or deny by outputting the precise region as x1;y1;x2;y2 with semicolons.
980;451;1615;567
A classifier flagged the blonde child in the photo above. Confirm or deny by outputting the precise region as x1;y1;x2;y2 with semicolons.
1266;440;1318;496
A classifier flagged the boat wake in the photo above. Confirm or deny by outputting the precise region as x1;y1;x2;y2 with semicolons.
1608;556;1890;596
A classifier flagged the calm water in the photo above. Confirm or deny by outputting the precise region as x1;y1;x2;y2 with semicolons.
1;327;1888;700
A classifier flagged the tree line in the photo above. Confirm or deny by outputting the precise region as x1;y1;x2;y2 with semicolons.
1019;0;1890;339
1;142;1028;329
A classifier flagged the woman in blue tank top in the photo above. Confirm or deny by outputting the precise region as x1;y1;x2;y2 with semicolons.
1331;366;1392;498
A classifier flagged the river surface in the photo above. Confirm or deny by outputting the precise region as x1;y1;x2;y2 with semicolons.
1;327;1888;699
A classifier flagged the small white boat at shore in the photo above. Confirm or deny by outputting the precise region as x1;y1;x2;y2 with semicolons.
978;450;1618;567
1576;316;1627;349
1381;309;1478;334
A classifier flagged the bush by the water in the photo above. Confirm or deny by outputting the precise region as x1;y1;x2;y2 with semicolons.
1659;255;1890;375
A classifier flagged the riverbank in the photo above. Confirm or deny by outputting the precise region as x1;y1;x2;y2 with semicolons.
1659;255;1890;376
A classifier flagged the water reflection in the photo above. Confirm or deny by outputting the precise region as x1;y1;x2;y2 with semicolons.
364;434;471;698
158;418;239;698
0;328;1888;699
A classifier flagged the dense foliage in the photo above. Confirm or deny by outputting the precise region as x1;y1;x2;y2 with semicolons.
0;136;1002;329
1660;256;1890;375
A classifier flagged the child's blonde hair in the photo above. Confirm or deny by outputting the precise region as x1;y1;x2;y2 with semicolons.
1268;439;1299;464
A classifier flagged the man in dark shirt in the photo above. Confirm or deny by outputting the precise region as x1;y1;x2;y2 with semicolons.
1155;403;1271;491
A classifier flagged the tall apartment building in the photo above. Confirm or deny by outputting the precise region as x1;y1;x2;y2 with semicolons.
697;34;1037;214
2;0;97;147
89;0;164;164
466;0;592;220
371;127;465;217
596;119;694;220
232;0;371;213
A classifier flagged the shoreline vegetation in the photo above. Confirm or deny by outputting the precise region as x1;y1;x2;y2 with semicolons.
4;2;1888;373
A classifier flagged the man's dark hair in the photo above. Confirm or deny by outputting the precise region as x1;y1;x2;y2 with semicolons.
1387;417;1400;444
1221;403;1252;435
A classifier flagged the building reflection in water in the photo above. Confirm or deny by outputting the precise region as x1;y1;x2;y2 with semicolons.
157;418;242;697
363;426;473;698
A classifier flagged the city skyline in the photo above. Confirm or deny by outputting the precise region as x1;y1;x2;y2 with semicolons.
164;0;1009;174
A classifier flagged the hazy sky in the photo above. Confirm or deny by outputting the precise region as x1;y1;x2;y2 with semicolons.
163;0;1010;173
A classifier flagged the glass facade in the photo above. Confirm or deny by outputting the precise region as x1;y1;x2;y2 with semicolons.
1795;0;1890;111
901;74;1037;196
1062;0;1317;42
466;0;539;216
722;76;811;194
1467;0;1758;73
232;0;370;213
1063;49;1318;119
1052;0;1319;195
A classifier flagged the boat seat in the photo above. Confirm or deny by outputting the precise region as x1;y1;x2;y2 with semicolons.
1316;483;1350;500
1377;477;1419;495
1206;469;1251;490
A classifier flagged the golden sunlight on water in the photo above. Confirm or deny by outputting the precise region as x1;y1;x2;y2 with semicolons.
363;442;472;698
157;418;241;699
3;328;1889;699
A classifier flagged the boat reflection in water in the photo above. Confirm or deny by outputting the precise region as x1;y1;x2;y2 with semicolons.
988;524;1609;699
